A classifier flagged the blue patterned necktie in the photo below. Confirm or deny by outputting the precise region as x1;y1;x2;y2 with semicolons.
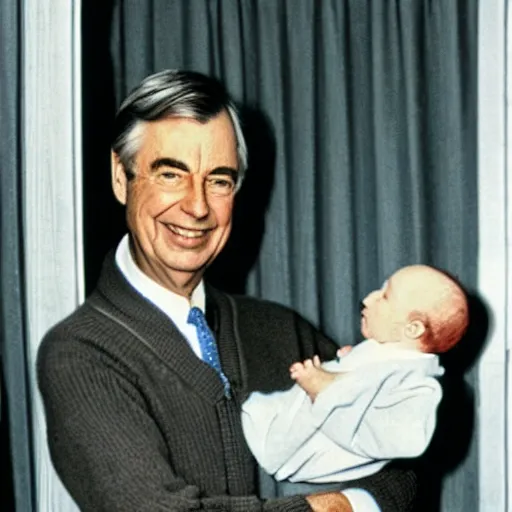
187;306;231;397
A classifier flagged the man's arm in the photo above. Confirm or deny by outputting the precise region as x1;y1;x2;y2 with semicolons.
341;463;418;512
306;465;419;512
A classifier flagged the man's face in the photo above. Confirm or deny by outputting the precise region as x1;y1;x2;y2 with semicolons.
112;111;239;295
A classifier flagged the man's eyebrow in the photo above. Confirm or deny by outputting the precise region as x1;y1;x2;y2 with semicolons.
209;167;239;183
150;158;189;172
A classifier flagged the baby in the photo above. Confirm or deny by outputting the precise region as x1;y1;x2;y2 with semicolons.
241;264;468;492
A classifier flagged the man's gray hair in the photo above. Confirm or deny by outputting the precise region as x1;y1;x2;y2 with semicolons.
112;69;248;189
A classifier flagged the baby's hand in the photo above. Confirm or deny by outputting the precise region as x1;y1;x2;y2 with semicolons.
289;355;336;401
336;345;352;361
289;360;305;379
289;355;321;379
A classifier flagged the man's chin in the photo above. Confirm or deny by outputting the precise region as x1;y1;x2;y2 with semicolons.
162;262;207;276
155;245;226;282
161;255;220;280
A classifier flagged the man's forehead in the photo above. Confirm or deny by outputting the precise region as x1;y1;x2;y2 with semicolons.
137;113;238;166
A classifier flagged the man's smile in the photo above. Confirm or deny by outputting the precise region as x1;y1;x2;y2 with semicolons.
164;223;212;239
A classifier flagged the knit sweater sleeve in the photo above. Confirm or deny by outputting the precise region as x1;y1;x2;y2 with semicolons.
37;336;311;512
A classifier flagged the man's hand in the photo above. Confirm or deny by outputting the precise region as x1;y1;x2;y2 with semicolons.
306;492;353;512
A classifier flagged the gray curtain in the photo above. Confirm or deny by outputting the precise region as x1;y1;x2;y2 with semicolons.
0;0;35;511
83;1;479;510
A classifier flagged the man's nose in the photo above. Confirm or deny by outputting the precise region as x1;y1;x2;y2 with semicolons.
181;178;209;219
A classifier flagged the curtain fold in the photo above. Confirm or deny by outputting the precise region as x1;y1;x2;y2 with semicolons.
0;1;34;511
82;1;479;509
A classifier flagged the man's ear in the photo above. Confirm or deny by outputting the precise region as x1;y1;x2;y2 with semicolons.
111;151;128;205
403;320;426;340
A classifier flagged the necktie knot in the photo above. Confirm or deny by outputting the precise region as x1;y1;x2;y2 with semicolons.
187;306;230;397
187;306;206;328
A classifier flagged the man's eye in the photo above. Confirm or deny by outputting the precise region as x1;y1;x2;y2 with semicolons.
215;179;233;188
161;171;179;179
207;177;235;193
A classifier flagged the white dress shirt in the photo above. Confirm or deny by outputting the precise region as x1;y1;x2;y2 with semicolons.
115;234;380;512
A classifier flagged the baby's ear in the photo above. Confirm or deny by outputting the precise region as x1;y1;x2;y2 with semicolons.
403;320;426;340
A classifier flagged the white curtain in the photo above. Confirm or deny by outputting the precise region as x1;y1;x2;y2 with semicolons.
23;0;83;510
508;1;512;504
477;1;511;510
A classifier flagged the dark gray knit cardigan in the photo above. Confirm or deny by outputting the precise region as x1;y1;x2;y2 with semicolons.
37;253;417;511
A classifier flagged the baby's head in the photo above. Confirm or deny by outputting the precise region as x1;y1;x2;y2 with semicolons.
361;265;468;353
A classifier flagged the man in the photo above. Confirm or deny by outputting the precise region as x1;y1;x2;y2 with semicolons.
38;70;417;511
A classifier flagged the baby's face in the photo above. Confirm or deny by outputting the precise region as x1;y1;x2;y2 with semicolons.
360;278;404;342
360;266;436;343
